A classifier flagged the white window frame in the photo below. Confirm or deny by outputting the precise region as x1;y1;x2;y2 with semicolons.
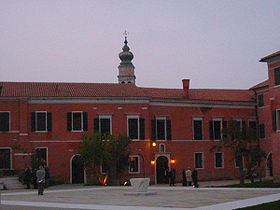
215;152;224;169
129;155;140;174
156;117;167;140
0;111;10;132
98;114;112;135
193;117;203;140
35;111;47;132
159;143;165;152
194;152;204;169
72;111;83;132
127;115;140;140
213;118;223;140
0;147;12;169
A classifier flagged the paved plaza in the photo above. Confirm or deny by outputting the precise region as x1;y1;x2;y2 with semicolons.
1;181;280;210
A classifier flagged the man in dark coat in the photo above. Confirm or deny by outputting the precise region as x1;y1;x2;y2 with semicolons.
169;168;176;186
191;168;198;188
24;166;31;189
182;169;186;186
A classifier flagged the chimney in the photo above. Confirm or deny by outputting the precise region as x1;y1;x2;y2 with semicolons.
182;79;190;97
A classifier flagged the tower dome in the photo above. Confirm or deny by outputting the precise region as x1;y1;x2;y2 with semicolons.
119;37;134;64
117;35;136;84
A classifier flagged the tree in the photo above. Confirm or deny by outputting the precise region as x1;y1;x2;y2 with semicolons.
212;120;266;184
78;133;132;185
78;133;106;184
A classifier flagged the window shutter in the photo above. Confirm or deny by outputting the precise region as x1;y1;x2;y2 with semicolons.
47;112;52;132
67;112;72;131
151;120;156;140
83;112;88;131
31;112;35;132
94;118;99;133
242;121;247;137
222;121;227;140
140;118;145;140
272;110;277;131
209;120;213;140
166;120;172;140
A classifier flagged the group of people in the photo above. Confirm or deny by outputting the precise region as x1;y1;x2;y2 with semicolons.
182;168;198;188
21;163;50;195
165;167;198;187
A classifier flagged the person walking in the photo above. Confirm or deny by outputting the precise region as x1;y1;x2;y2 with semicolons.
36;165;46;195
182;169;186;186
191;168;198;188
24;166;31;189
169;168;176;186
186;168;192;186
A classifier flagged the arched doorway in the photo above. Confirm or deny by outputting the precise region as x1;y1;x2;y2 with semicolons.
266;153;273;177
156;156;169;184
71;155;84;184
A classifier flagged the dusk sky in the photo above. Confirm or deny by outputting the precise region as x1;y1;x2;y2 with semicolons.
1;1;280;89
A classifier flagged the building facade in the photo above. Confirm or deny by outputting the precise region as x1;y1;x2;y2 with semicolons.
0;40;279;184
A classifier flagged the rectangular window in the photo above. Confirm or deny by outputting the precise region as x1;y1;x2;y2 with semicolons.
0;112;10;132
0;148;11;169
249;120;257;129
194;153;203;169
94;115;112;136
274;67;280;86
67;112;88;132
36;147;48;166
128;117;139;139
215;152;224;168
258;94;264;107
259;124;265;139
193;118;203;140
157;119;166;140
129;156;139;173
209;119;222;140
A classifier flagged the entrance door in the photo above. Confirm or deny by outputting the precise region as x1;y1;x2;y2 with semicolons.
156;156;169;184
72;155;84;184
0;149;11;169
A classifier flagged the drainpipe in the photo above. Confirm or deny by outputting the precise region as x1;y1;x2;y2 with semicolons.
252;89;260;146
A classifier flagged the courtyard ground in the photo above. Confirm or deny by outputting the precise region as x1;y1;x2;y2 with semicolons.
1;180;280;210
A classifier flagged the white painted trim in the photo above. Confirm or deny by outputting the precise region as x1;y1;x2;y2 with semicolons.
0;111;10;131
128;155;140;174
159;143;165;152
214;152;224;169
0;147;12;169
35;147;48;166
26;98;255;109
30;140;82;143
14;153;32;156
194;152;204;169
19;133;28;136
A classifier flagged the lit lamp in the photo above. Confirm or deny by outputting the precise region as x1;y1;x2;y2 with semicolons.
170;159;175;164
150;160;155;165
152;142;157;147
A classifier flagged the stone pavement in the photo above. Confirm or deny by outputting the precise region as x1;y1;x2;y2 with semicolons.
1;180;280;210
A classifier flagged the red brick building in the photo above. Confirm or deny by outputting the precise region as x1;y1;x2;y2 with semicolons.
0;39;279;184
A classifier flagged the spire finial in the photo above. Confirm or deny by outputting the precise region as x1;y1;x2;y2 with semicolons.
123;30;129;45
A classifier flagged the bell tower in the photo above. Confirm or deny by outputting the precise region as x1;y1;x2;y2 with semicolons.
118;32;136;84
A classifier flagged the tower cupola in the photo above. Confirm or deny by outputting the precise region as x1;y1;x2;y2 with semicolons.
118;32;136;84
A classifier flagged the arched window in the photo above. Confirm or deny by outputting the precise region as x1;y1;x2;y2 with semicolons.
159;143;165;152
